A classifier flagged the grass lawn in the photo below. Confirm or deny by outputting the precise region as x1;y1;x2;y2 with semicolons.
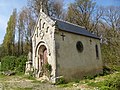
0;63;120;90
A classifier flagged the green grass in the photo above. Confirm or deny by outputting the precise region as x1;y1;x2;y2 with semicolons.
23;75;36;80
0;64;120;90
13;87;33;90
58;82;75;88
56;66;120;90
0;62;1;71
0;74;10;82
87;72;120;90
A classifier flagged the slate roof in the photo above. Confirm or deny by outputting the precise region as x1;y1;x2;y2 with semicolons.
52;18;99;39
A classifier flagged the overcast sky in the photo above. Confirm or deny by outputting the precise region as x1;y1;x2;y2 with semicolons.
0;0;120;44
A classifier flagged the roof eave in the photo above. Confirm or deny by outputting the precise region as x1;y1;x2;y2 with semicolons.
58;29;100;40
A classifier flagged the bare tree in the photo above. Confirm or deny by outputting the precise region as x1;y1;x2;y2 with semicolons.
49;0;65;19
100;6;120;65
17;7;35;55
102;6;120;31
66;0;103;33
28;0;65;19
28;0;48;18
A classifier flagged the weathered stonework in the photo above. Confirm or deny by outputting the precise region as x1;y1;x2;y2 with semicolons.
25;52;33;75
32;11;56;83
31;10;103;83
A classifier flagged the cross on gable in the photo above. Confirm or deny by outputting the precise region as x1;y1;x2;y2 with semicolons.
61;33;65;41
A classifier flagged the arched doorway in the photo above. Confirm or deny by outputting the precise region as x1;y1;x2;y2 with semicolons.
38;45;48;76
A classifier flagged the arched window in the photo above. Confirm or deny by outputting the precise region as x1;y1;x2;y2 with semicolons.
95;45;99;58
42;22;45;28
76;41;84;52
46;27;49;33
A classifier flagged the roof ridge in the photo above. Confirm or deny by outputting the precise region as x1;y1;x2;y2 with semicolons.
51;17;86;30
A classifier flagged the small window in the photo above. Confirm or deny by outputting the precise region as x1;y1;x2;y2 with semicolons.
95;45;99;58
39;19;41;30
46;27;49;33
76;41;84;52
42;22;45;28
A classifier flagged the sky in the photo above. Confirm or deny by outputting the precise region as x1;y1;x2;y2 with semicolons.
94;0;120;6
0;0;120;44
0;0;27;44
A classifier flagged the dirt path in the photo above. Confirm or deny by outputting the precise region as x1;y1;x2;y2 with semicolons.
0;74;101;90
0;75;79;90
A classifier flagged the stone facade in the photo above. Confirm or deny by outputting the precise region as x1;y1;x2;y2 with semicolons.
32;10;103;83
32;10;56;83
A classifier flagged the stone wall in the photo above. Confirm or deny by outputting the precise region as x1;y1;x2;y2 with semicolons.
32;12;56;83
55;30;103;81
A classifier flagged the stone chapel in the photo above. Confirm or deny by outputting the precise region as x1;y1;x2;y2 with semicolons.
31;9;103;83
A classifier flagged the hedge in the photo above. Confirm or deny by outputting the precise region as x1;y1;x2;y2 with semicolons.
1;56;16;71
1;55;27;73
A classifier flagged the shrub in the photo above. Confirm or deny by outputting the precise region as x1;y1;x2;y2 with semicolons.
1;55;27;73
15;55;27;73
100;86;111;90
102;65;112;75
56;76;67;85
84;75;94;80
88;72;120;90
108;74;120;90
101;65;120;76
43;62;52;78
1;56;16;71
101;44;120;66
44;63;52;72
110;65;120;72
